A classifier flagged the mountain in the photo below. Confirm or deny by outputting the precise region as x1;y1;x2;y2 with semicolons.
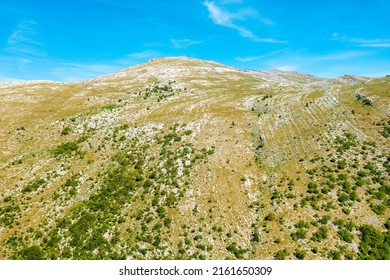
0;57;389;260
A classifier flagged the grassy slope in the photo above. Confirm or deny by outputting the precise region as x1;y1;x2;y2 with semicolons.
0;58;389;260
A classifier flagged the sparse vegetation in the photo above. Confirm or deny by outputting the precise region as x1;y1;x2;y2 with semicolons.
0;57;388;260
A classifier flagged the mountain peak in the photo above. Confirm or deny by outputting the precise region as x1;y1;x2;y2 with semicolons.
88;56;242;85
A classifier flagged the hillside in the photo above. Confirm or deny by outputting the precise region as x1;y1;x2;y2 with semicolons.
0;57;389;260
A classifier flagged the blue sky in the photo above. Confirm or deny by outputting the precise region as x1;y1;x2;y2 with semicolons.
1;0;389;81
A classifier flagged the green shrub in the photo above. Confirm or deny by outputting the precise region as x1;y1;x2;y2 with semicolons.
337;160;347;170
294;250;306;260
370;204;386;215
61;127;72;135
358;224;389;259
291;229;307;241
226;242;248;259
164;217;172;227
264;213;276;221
274;249;289;260
22;178;46;193
307;182;319;194
15;245;44;260
251;231;260;243
52;141;78;156
338;229;354;243
295;220;310;228
311;226;329;242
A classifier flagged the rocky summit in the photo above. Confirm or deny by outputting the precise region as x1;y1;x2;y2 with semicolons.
0;57;389;260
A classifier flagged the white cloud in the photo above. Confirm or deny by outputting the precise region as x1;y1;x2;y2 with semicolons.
259;18;274;26
5;20;44;58
235;55;263;62
204;1;234;27
332;33;390;48
275;65;296;71
361;43;390;48
311;51;369;61
114;50;160;65
0;20;48;81
1;21;162;82
203;1;285;43
7;21;38;44
355;39;390;48
220;0;243;4
235;49;288;63
170;39;203;48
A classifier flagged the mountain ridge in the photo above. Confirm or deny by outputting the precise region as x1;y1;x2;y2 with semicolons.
0;57;377;86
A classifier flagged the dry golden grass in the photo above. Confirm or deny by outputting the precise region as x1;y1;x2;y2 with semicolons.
0;58;388;259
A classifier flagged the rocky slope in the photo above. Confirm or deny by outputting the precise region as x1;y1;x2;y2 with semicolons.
0;57;389;260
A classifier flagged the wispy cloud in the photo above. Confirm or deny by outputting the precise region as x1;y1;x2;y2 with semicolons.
235;55;263;62
170;38;203;48
275;65;296;71
267;51;369;69
0;20;49;80
311;51;369;61
220;0;243;4
260;49;379;78
235;49;288;62
332;33;390;48
354;39;390;48
5;20;45;59
203;1;285;43
114;50;160;65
